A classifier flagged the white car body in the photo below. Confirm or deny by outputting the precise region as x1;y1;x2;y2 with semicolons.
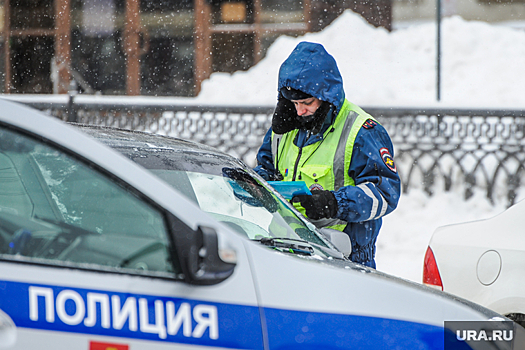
425;199;525;324
0;99;522;349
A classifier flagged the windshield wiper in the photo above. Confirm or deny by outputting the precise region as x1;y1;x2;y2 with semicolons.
252;237;314;256
263;236;347;260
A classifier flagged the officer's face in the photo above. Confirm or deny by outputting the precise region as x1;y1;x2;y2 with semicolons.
291;97;322;117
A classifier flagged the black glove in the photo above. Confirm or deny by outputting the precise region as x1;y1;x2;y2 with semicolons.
299;101;333;135
292;190;338;220
271;94;300;134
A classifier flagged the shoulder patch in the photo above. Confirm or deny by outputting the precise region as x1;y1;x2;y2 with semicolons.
379;147;397;173
362;119;377;129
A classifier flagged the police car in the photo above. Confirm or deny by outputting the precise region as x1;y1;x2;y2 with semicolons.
0;99;522;349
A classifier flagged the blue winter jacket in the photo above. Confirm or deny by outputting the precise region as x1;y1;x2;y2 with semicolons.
254;42;401;268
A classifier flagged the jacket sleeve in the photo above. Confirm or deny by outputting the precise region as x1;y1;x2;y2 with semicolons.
333;123;401;223
253;128;276;181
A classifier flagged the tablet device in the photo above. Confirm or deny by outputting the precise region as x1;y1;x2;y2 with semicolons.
267;181;312;199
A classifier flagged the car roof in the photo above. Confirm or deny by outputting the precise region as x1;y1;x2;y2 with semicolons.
71;124;246;175
73;124;224;154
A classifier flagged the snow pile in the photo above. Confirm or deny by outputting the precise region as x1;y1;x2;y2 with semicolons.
196;11;525;109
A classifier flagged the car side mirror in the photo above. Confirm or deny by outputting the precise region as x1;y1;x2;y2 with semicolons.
319;228;352;258
185;225;237;285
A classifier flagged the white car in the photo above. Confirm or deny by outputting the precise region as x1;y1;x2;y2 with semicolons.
0;98;523;349
424;199;525;328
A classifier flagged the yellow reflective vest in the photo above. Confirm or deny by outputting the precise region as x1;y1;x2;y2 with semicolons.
271;99;378;231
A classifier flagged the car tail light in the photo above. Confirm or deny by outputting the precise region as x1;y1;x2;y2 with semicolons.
423;246;443;290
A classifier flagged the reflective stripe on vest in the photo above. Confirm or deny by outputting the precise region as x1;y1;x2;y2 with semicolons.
271;99;378;231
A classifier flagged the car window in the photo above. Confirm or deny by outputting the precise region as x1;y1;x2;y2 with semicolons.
0;125;177;276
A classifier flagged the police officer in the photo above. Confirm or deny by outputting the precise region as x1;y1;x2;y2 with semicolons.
254;42;401;268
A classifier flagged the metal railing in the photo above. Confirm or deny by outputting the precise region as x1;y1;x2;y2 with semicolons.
5;94;525;207
369;108;525;207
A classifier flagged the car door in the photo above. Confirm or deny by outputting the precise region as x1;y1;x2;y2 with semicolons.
0;108;264;350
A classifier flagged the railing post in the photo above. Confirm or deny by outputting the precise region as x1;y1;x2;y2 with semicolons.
67;80;78;122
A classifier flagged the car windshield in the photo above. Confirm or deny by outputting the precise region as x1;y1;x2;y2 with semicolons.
153;167;326;245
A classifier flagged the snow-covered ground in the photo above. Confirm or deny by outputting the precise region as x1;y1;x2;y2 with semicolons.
195;11;525;283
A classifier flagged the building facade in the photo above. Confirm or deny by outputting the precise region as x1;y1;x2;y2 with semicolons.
0;0;394;96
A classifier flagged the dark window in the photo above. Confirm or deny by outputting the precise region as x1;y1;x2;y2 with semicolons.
71;29;127;94
9;0;54;30
140;0;193;12
11;36;54;94
212;33;254;73
141;37;194;96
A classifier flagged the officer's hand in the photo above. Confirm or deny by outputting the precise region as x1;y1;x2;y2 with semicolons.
272;94;299;134
292;190;338;220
